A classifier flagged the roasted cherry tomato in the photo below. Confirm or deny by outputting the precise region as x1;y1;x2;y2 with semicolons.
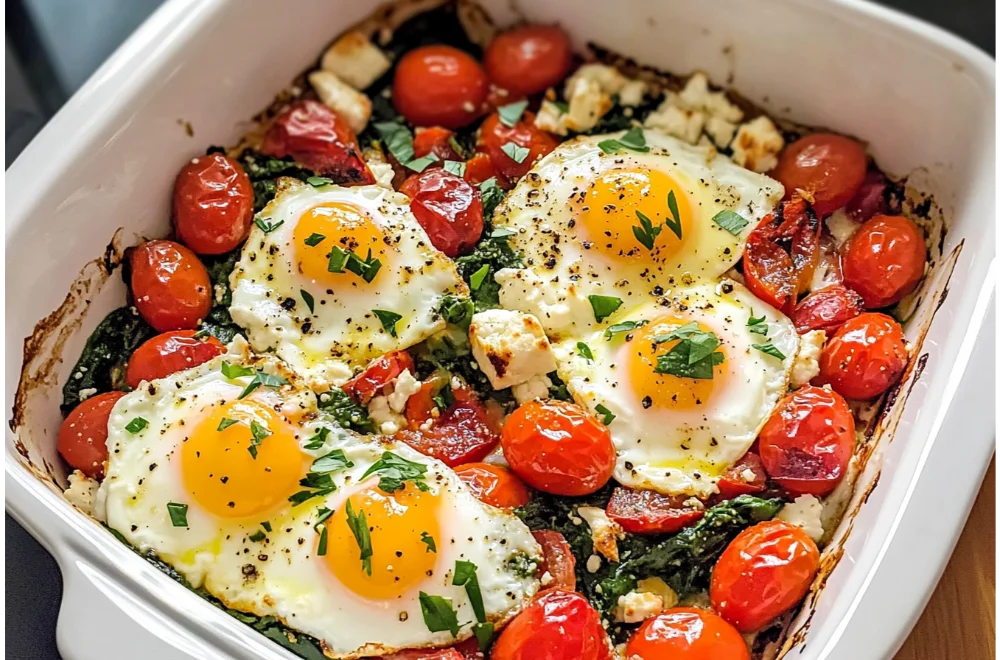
261;100;374;184
743;198;821;314
606;487;704;534
400;168;484;257
491;589;611;660
341;350;415;405
816;312;907;400
130;240;213;332
477;111;558;185
846;169;888;222
455;462;531;508
172;152;254;255
412;127;463;161
483;25;573;97
124;330;224;389
625;608;750;660
710;520;820;632
463;153;498;186
393;45;489;129
772;133;867;217
790;285;865;335
58;391;126;479
531;530;576;590
717;451;768;500
376;649;463;660
841;214;926;309
501;400;615;496
397;387;500;467
757;386;854;496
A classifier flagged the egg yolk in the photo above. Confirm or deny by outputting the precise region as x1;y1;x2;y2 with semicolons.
627;315;728;410
181;399;306;518
293;202;389;286
577;168;693;262
325;482;441;601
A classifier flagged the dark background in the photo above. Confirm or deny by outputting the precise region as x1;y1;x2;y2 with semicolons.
5;1;994;658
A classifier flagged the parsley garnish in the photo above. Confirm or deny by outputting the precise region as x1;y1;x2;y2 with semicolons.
497;100;528;127
361;451;429;493
490;227;516;238
221;361;254;379
316;522;329;557
604;319;648;339
652;323;726;380
303;427;331;450
438;295;475;329
598;126;650;154
306;176;333;187
588;295;623;323
248;420;270;459
311;449;353;473
478;178;506;217
304;233;326;247
217;417;239;432
453;560;486;623
261;521;272;532
443;160;467;177
747;312;769;336
238;370;289;399
327;246;382;283
633;211;663;251
577;342;594;361
345;500;373;575
166;502;188;527
419;592;460;637
372;309;402;337
753;342;786;360
501;142;530;164
406;153;440;173
248;529;266;543
432;383;455;411
374;121;415;164
301;289;315;314
421;531;437;553
595;404;616;425
712;209;750;235
253;217;285;234
473;623;495;652
288;450;353;505
125;417;148;434
469;264;490;291
664;190;683;240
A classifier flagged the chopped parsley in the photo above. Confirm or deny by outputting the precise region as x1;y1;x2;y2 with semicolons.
453;560;486;623
469;264;490;291
443;160;467;177
125;417;148;434
289;451;352;506
300;290;315;314
304;233;326;247
345;500;373;575
747;312;769;336
478;178;506;218
247;420;270;459
433;383;456;411
221;361;254;379
248;529;266;543
311;449;353;473
253;217;285;234
327;246;382;283
421;531;437;553
372;309;402;337
597;126;650;154
497;100;528;127
305;176;333;187
217;417;239;432
419;592;460;637
361;451;430;493
473;622;495;652
438;295;475;329
166;502;188;527
260;521;272;532
652;323;726;380
577;342;594;361
588;295;623;323
595;404;616;425
303;427;330;450
316;524;329;556
753;342;786;360
490;227;516;238
374;121;415;164
664;190;683;240
501;142;530;164
633;211;663;251
604;319;648;340
238;370;289;399
712;209;750;235
406;153;440;173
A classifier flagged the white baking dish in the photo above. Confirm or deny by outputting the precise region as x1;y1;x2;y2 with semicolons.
5;0;994;658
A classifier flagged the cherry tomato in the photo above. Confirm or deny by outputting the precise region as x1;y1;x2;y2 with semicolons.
400;168;484;257
625;608;750;660
58;391;126;479
130;240;213;332
342;351;415;405
376;649;463;660
501;400;615;496
717;452;768;500
816;312;908;400
491;589;612;660
531;530;576;590
790;285;865;335
397;387;500;467
743;198;822;314
464;153;498;186
413;127;462;161
455;462;531;508
841;214;926;309
172;153;254;255
710;520;820;632
846;169;888;222
757;386;854;496
261;100;374;184
125;330;224;389
484;25;573;97
772;133;867;217
393;45;489;129
606;487;704;534
477;111;559;185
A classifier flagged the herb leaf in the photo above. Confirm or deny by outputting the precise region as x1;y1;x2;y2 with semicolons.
753;342;786;360
747;312;769;336
577;342;594;361
217;417;239;432
453;560;486;623
304;233;326;247
633;211;663;251
588;295;623;323
125;417;148;434
438;295;475;329
604;319;648;340
405;153;439;173
248;529;266;543
712;210;750;235
248;420;271;459
374;121;415;164
221;362;255;379
421;531;437;553
598;126;650;154
316;524;329;556
652;323;725;379
306;176;333;187
473;622;495;652
498;100;529;127
443;160;467;177
361;451;430;493
419;592;460;637
664;190;683;240
345;500;373;575
301;290;315;314
253;217;285;234
594;404;616;425
239;370;289;400
372;309;402;337
478;178;506;218
311;449;353;473
166;502;188;527
501;142;530;164
469;264;490;291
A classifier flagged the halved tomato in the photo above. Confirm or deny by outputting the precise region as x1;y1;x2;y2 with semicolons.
606;487;704;534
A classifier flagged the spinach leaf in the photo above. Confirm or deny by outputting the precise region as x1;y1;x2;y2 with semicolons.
61;307;155;414
318;389;375;434
234;150;314;212
197;249;242;343
455;235;522;311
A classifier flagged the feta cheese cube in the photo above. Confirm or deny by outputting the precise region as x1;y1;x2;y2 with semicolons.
777;494;825;542
469;310;557;390
644;99;706;144
731;116;785;173
368;395;405;436
791;330;826;388
320;31;391;90
387;369;422;413
308;70;371;134
512;373;553;404
577;505;624;562
64;470;100;517
615;591;665;624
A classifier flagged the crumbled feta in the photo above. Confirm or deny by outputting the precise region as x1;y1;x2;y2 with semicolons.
618;79;648;107
740;468;757;483
682;497;705;510
791;330;826;388
615;591;665;624
731;116;785;173
537;64;646;136
586;554;602;574
369;161;395;189
577;506;624;562
534;100;571;136
308;70;371;133
512;373;553;404
645;101;706;144
826;208;860;248
78;388;97;401
64;470;100;517
636;577;679;609
704;115;738;149
386;369;421;413
468;310;557;390
540;571;554;586
368;395;405;436
320;31;391;90
645;72;742;148
678;72;744;123
777;494;825;542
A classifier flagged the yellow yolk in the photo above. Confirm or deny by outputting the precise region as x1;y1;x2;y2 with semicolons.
325;482;441;600
181;399;306;518
577;168;693;262
293;202;389;286
627;315;728;410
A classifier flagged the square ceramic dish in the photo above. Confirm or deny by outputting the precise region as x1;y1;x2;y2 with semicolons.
5;1;995;659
